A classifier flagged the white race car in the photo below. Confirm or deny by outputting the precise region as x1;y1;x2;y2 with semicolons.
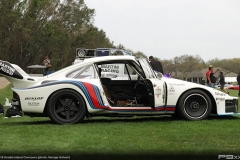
0;56;239;124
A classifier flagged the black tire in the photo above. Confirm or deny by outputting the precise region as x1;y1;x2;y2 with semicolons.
178;90;212;120
47;89;86;124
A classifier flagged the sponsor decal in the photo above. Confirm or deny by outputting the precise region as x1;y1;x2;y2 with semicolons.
28;102;40;106
0;61;23;79
25;97;44;101
215;92;226;96
169;86;175;92
101;64;120;73
216;97;225;101
0;62;15;76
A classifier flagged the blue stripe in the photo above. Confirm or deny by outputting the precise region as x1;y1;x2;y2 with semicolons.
93;85;104;106
71;81;96;109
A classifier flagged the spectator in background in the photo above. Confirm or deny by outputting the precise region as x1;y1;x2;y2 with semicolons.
206;65;218;88
149;56;164;74
237;72;240;97
42;56;51;75
218;71;229;94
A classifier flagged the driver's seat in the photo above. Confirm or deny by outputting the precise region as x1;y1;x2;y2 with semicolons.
100;78;112;95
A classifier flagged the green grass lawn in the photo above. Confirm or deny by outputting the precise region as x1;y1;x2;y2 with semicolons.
0;85;240;160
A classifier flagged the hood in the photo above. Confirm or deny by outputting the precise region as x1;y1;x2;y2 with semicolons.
163;76;209;89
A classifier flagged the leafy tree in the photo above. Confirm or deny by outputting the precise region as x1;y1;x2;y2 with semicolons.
132;51;147;59
0;0;114;72
167;55;204;79
206;58;240;74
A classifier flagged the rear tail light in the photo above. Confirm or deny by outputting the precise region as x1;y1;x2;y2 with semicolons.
13;92;20;100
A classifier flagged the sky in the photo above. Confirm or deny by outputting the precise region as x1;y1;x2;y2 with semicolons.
84;0;240;62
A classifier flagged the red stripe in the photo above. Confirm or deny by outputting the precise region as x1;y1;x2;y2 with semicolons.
155;107;165;111
166;107;175;111
82;82;105;109
106;108;156;111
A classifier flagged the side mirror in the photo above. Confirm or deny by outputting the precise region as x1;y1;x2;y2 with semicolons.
157;72;163;78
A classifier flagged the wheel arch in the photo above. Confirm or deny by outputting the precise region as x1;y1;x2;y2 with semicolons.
43;88;88;116
175;88;217;114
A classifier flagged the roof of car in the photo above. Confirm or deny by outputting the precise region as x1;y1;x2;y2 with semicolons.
46;55;139;77
81;55;137;63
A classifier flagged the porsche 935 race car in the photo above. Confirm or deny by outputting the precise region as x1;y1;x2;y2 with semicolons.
0;56;239;124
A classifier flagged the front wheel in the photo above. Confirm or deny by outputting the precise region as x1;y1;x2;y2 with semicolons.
178;90;212;120
47;89;86;124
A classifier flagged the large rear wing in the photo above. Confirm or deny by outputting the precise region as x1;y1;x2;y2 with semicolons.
0;61;25;79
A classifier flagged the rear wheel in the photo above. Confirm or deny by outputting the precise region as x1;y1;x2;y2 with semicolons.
178;90;212;120
47;89;86;124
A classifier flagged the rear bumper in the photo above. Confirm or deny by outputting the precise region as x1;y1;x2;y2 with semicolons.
11;98;22;111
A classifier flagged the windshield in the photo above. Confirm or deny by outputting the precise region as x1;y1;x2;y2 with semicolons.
138;59;156;79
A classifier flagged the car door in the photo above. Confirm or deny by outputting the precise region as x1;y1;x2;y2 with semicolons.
138;59;166;109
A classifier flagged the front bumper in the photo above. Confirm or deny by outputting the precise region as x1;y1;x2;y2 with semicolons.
225;99;238;113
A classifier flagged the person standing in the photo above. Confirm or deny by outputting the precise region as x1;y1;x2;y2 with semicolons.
237;72;240;97
218;71;228;94
206;65;218;88
42;56;51;74
149;56;164;74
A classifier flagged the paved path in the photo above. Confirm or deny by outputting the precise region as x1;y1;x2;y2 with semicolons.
0;77;10;89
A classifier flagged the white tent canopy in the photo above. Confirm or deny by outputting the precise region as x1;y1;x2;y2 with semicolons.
27;65;46;68
225;77;237;83
27;65;46;77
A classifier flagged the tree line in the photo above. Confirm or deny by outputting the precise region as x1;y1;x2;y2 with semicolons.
1;0;239;79
0;0;114;71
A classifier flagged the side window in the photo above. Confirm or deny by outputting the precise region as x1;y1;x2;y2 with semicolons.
99;63;138;80
100;63;128;80
66;65;96;79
